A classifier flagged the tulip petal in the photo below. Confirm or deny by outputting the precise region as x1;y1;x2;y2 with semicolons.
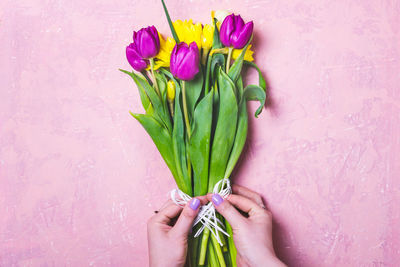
126;43;148;71
150;26;160;51
233;14;245;31
177;51;199;80
170;44;179;76
138;28;158;58
220;14;235;47
231;21;253;49
180;42;200;80
170;42;199;81
171;43;188;77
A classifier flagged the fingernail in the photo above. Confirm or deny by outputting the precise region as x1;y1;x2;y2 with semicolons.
189;198;200;210
212;194;223;206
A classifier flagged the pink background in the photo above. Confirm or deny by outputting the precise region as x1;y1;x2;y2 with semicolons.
1;0;400;266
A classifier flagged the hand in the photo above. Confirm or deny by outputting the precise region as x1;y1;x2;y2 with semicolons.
147;197;206;267
208;185;286;267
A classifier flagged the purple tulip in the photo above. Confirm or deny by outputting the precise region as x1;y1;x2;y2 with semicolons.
170;42;200;81
133;26;160;59
220;14;253;49
126;42;148;72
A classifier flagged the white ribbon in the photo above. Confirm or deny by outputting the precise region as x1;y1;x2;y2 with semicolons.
170;178;232;245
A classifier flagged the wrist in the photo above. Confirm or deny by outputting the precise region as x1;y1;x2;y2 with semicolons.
250;246;285;267
261;255;286;267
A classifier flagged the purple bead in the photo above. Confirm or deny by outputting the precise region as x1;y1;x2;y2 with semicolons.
220;14;253;49
170;42;200;81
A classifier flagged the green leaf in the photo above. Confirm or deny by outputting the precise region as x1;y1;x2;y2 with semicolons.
185;68;204;119
121;69;172;132
237;76;244;97
172;83;192;195
208;68;238;190
211;84;220;141
211;54;226;82
160;0;180;43
155;72;172;124
224;78;248;178
244;61;267;91
243;84;266;117
120;69;151;113
130;112;180;185
212;18;222;49
228;37;252;83
189;90;213;196
204;53;225;94
146;102;155;116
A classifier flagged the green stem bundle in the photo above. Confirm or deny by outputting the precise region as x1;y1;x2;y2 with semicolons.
149;58;161;96
123;4;266;265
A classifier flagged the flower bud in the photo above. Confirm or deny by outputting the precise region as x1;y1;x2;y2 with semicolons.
167;80;176;102
170;42;200;81
133;26;160;59
220;14;253;49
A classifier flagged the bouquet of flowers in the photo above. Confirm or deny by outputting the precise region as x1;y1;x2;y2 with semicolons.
120;1;266;266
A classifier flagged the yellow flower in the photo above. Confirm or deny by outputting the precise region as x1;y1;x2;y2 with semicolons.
167;80;176;102
149;33;176;70
173;19;202;49
232;44;255;62
201;24;214;50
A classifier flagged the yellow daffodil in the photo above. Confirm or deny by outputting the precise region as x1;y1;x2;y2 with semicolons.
147;13;254;71
201;24;214;50
201;23;214;64
173;19;202;49
232;44;254;62
148;33;176;70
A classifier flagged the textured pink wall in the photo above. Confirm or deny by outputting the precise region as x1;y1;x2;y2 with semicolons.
1;0;400;266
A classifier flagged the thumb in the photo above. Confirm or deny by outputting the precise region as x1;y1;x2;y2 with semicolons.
170;198;201;237
208;193;245;230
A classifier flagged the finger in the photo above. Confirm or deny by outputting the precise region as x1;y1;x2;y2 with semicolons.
151;202;183;225
169;198;201;237
207;193;245;229
196;195;208;205
227;194;265;217
232;184;266;209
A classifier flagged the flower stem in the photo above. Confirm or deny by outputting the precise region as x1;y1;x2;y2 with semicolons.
202;48;210;65
181;81;192;192
226;221;237;266
199;228;210;265
211;234;226;267
208;242;218;266
140;70;153;85
168;101;174;117
226;47;233;73
149;58;161;96
181;81;192;138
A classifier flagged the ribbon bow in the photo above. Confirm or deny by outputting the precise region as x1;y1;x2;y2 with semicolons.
170;178;231;245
